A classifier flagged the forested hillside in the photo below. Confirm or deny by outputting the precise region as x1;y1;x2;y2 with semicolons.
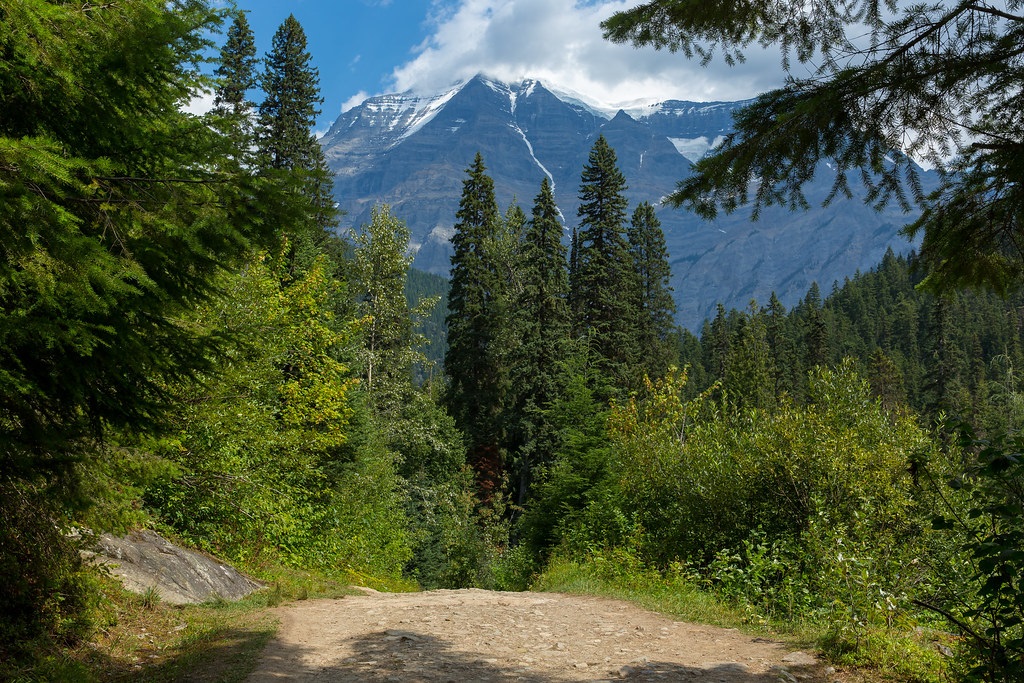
2;1;1021;682
679;249;1024;429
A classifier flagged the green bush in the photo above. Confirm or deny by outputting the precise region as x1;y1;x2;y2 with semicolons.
557;362;937;635
929;424;1024;681
0;482;96;661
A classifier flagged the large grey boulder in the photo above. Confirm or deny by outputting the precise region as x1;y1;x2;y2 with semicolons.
88;529;262;605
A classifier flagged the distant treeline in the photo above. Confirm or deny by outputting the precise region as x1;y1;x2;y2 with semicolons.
678;248;1024;431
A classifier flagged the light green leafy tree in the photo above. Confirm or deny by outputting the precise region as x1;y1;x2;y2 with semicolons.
351;205;437;412
145;249;378;572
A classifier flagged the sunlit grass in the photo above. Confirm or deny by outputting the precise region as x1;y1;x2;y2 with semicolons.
533;552;949;683
3;556;415;683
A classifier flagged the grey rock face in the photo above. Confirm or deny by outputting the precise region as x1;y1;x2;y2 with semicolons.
323;74;930;329
89;529;262;604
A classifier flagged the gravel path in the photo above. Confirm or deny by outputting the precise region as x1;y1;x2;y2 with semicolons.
247;588;841;682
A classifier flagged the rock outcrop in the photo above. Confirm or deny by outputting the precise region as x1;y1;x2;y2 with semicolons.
88;529;262;605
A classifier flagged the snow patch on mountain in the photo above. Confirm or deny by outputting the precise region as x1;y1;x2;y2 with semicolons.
394;85;463;145
543;82;615;120
669;135;726;162
511;123;555;190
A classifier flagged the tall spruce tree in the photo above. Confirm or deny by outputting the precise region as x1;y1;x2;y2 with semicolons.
724;303;773;411
507;178;571;503
445;153;505;496
802;282;829;370
570;135;641;391
211;11;258;174
257;14;336;238
213;12;257;118
628;201;677;379
765;292;795;397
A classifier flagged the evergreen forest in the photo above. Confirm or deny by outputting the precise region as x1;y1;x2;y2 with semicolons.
2;2;1022;681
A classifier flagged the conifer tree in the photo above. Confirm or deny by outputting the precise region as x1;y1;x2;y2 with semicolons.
802;282;829;370
507;178;571;503
604;0;1024;293
765;292;795;397
725;303;773;411
707;303;732;382
628;201;677;379
445;153;505;496
0;0;270;476
570;135;641;390
0;0;274;652
211;11;258;174
257;14;336;237
213;12;257;118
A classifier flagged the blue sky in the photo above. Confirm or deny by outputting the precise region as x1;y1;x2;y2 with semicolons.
220;1;787;133
226;0;436;131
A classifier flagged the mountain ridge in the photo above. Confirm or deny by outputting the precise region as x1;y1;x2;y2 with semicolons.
321;73;927;329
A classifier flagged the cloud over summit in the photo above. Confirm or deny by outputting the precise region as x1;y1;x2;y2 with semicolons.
387;0;785;105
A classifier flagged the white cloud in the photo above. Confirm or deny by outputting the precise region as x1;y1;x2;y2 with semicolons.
388;0;786;105
183;88;216;116
341;90;369;113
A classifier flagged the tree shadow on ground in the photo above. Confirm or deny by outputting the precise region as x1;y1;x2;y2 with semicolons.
90;624;274;682
248;627;827;682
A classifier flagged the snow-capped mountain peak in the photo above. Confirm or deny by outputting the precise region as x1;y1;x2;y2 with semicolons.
321;74;927;328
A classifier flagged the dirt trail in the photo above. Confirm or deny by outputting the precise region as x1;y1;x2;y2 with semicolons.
247;588;843;682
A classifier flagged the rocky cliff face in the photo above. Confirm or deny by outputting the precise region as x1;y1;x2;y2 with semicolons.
322;74;928;329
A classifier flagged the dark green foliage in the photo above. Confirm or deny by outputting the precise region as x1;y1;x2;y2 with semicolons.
603;0;1024;293
0;0;268;484
506;178;572;504
517;351;615;557
683;250;1024;426
628;201;678;379
256;14;337;240
214;11;257;117
765;292;796;398
570;136;642;391
257;14;322;171
799;282;829;371
930;424;1024;681
724;303;773;411
0;0;295;659
0;482;95;659
445;153;506;493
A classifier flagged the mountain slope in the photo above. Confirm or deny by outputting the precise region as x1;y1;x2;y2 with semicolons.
321;74;928;329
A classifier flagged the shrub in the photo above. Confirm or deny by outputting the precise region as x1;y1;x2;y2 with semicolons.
0;481;96;660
